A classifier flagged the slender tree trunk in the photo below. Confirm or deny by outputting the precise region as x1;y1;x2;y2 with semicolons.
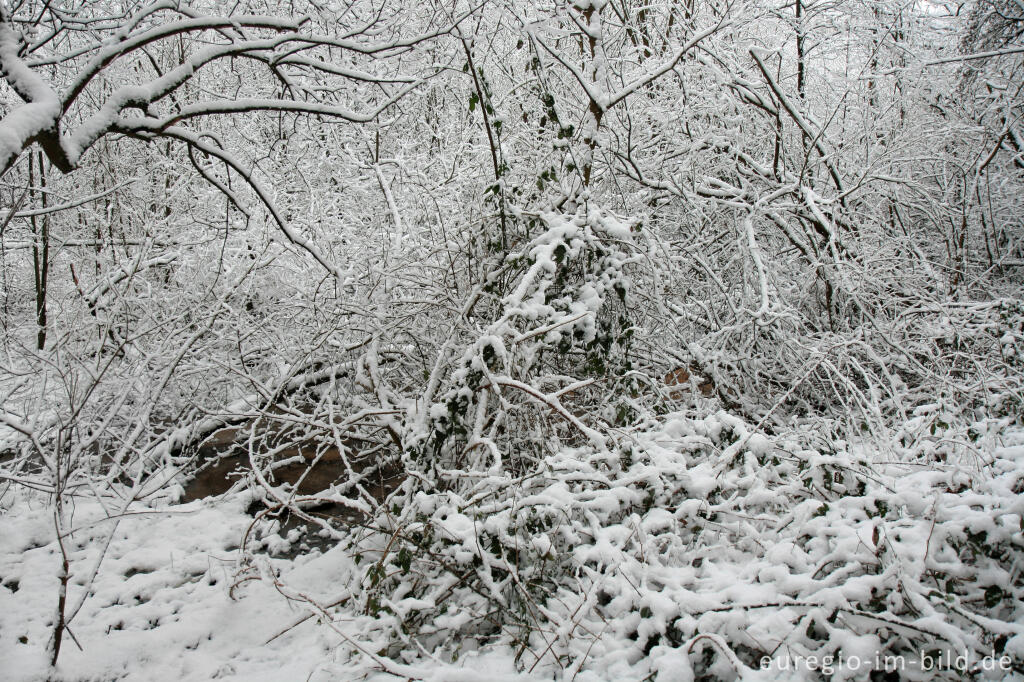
581;6;605;189
796;0;805;101
29;150;49;351
49;430;70;669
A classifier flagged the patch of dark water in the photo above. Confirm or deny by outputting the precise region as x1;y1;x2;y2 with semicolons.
179;428;403;557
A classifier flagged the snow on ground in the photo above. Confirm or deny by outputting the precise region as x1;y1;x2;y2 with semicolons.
2;415;1023;681
0;490;537;682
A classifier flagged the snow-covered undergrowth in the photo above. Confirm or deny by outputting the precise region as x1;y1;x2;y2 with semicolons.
4;0;1024;678
3;205;1023;680
342;413;1024;681
3;412;1021;681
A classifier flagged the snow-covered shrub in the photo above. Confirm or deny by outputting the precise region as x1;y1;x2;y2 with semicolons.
327;406;1024;680
404;204;642;475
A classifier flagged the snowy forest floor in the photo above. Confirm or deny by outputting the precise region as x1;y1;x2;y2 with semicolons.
0;483;534;682
2;411;1023;682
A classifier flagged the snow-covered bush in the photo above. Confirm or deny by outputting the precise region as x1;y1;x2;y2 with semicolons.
404;204;642;475
315;408;1023;680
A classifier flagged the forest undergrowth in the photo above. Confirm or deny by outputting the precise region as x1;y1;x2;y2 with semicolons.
2;0;1024;679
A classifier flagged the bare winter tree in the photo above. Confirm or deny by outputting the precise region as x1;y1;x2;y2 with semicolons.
1;0;466;274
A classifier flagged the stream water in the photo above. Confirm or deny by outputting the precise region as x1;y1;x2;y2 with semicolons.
178;428;402;555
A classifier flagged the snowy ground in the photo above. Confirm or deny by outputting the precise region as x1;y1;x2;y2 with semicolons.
3;414;1023;681
0;491;536;682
